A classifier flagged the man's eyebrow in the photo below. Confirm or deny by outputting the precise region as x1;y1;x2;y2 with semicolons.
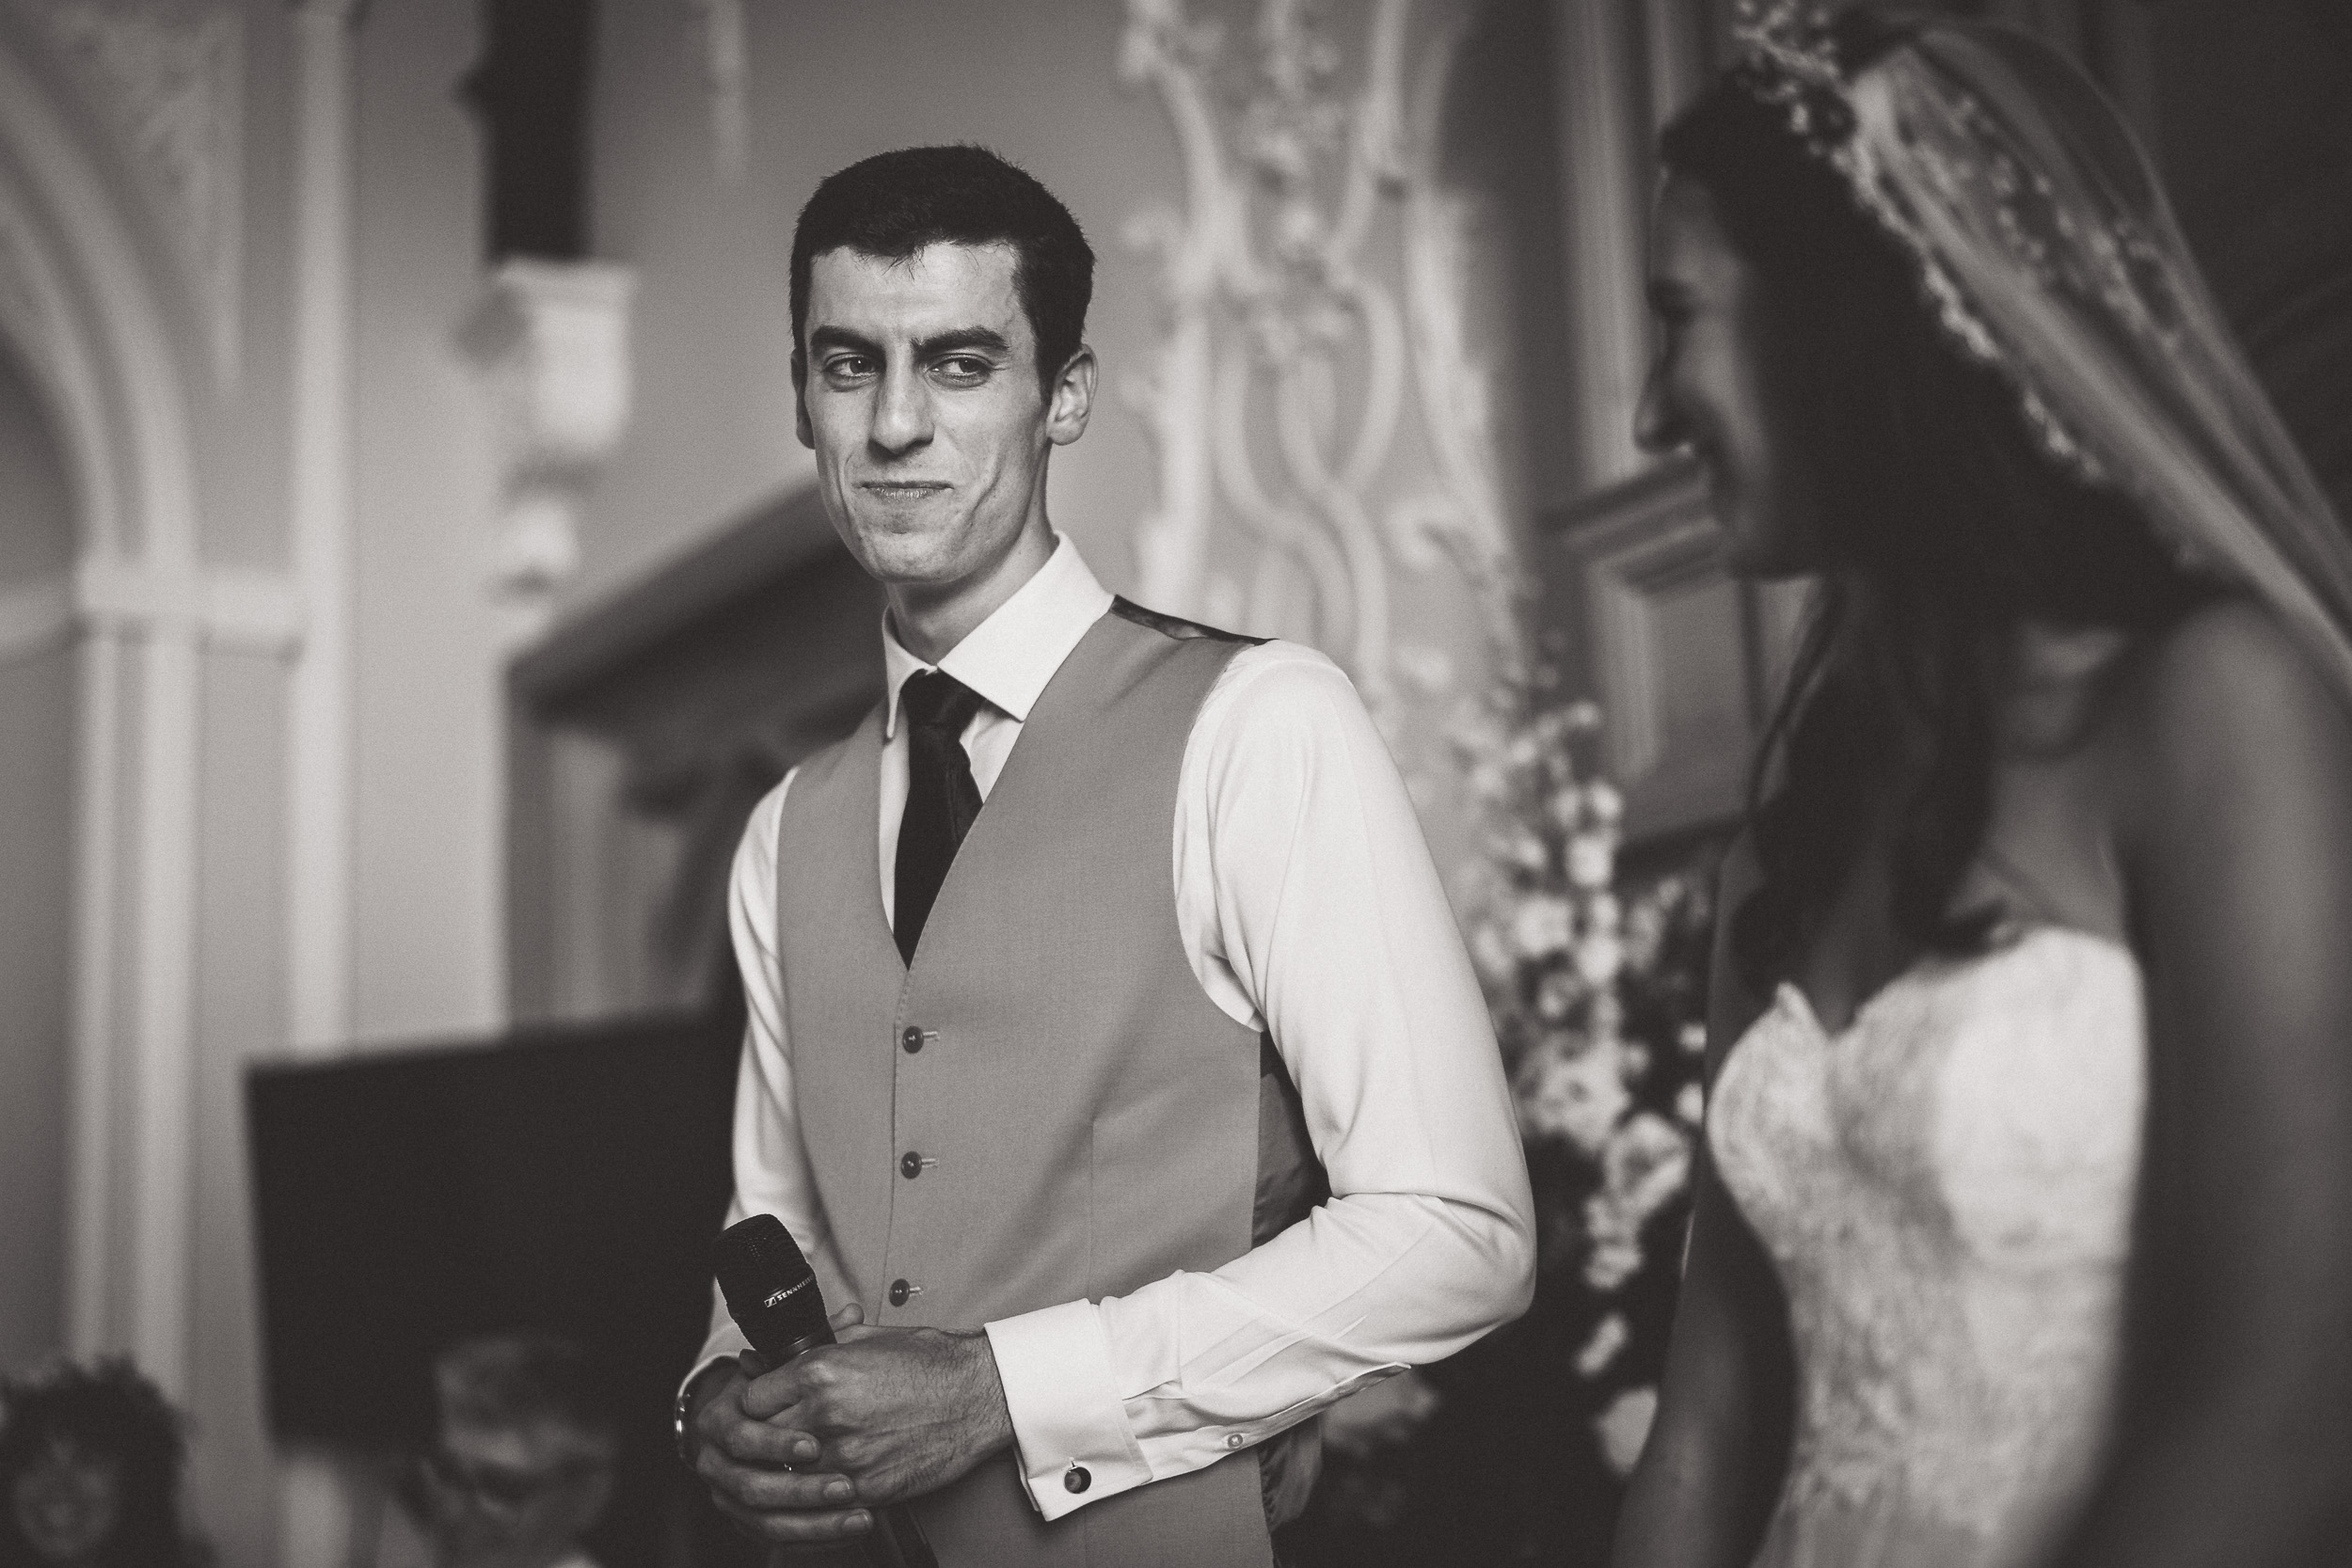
914;327;1011;358
807;325;882;356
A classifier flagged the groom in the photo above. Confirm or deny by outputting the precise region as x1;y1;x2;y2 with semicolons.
677;144;1534;1566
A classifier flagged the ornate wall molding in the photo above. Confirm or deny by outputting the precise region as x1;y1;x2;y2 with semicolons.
459;257;638;645
1119;0;1519;714
689;0;749;183
42;2;244;386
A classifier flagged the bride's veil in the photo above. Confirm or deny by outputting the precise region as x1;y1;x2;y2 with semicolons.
1823;14;2352;697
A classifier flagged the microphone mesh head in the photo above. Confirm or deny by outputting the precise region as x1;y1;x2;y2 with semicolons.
713;1214;830;1351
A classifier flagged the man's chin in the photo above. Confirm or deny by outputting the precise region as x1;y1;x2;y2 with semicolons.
834;513;961;581
854;540;966;589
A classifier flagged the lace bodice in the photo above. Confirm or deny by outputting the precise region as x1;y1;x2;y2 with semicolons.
1709;926;2145;1568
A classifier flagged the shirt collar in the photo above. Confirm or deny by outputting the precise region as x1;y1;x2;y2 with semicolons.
882;533;1115;737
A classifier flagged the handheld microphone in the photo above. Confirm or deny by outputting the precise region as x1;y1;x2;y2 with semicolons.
714;1215;938;1568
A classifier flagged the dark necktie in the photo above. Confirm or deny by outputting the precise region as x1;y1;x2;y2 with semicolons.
894;669;987;962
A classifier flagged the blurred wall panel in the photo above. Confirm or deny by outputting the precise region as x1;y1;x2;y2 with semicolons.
350;0;506;1047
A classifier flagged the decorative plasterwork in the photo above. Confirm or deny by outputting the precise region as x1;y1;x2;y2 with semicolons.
43;3;244;385
1119;0;1518;712
460;258;639;641
689;0;750;183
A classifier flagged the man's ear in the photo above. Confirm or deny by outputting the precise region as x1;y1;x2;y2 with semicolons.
792;352;813;450
1046;343;1097;448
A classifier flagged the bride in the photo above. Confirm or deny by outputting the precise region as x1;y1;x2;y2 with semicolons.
1610;7;2352;1568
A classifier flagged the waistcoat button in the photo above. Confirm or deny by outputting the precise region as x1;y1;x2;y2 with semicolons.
900;1150;923;1179
900;1026;923;1053
888;1278;910;1307
1063;1465;1091;1494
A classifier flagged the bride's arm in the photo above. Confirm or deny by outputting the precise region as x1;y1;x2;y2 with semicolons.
2058;600;2352;1568
1610;838;1794;1568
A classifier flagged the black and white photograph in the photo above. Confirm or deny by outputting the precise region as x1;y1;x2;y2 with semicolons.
0;1;2347;1564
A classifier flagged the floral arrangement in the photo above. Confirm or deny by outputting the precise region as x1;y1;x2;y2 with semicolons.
1296;667;1724;1566
1451;669;1719;1479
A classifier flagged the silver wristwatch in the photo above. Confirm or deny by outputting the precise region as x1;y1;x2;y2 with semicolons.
674;1361;727;1467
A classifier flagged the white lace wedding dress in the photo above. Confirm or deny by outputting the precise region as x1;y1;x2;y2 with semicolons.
1708;925;2145;1568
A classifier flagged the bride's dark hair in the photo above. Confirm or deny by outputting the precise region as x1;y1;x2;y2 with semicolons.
1658;21;2215;997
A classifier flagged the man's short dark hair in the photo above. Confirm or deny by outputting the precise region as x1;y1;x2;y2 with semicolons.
790;145;1094;396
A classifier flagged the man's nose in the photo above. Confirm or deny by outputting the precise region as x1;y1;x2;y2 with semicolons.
870;360;932;456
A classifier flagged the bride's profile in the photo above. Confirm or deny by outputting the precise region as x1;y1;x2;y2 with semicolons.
1610;6;2352;1567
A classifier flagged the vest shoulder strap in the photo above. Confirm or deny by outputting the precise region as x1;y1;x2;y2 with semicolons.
1110;595;1267;646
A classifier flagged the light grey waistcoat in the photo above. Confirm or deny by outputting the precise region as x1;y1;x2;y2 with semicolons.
773;604;1326;1568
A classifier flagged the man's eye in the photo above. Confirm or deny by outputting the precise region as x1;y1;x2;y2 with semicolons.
823;356;875;380
931;356;992;383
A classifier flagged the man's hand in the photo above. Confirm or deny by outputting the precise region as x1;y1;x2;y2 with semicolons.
692;1354;871;1549
741;1304;1014;1509
690;1304;1015;1550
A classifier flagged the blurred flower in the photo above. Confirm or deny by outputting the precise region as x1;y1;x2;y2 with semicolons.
1566;832;1615;889
1596;1386;1660;1478
1513;895;1575;960
1603;1113;1694;1229
1517;1035;1629;1155
1587;988;1624;1040
1574;1312;1629;1379
1534;968;1583;1022
1506;829;1549;875
1574;933;1625;987
1621;898;1668;972
1321;1369;1444;1462
1461;678;1710;1392
1582;1210;1645;1291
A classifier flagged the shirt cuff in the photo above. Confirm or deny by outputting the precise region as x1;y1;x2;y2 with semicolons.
679;1321;753;1404
983;1300;1152;1519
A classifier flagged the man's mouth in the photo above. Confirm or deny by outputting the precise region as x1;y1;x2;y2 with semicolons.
859;481;951;494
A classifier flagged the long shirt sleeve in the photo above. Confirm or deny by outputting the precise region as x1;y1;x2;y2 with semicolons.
981;643;1535;1515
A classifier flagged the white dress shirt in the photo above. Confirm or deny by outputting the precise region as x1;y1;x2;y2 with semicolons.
698;535;1534;1519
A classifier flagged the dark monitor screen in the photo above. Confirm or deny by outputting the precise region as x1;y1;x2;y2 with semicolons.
245;1008;739;1454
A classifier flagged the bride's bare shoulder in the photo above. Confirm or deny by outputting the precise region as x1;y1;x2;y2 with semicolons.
2112;595;2352;840
2131;597;2343;731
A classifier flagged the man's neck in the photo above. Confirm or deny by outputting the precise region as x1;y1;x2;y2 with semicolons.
885;516;1057;665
